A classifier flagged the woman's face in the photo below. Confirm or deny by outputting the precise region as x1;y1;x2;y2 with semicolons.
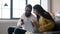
33;9;39;15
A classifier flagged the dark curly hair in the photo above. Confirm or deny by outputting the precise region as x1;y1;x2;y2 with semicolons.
26;4;32;11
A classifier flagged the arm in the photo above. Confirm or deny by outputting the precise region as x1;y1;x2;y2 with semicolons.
44;21;54;30
39;20;55;32
31;15;39;28
49;11;55;19
17;19;22;27
17;14;24;27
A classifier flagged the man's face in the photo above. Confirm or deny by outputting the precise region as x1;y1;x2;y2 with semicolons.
25;7;31;13
25;7;32;17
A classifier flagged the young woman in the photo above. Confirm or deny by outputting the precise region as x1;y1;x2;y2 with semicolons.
31;4;55;33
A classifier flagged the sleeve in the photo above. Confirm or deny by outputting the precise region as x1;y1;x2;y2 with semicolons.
31;15;39;28
17;14;24;27
31;15;37;22
17;19;22;27
43;19;55;31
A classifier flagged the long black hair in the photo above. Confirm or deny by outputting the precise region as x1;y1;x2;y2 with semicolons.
33;4;54;21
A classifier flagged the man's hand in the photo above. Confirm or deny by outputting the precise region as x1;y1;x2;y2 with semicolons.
21;19;24;25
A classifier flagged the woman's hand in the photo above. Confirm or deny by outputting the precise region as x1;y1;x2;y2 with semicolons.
38;26;45;32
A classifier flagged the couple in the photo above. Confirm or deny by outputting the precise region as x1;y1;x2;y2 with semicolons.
8;4;55;34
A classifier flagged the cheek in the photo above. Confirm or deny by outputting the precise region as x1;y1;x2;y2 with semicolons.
33;11;37;15
33;10;36;14
33;9;38;15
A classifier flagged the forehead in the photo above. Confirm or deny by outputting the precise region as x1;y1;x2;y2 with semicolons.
26;7;30;9
25;7;31;11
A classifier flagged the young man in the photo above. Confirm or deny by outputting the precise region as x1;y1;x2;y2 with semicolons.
8;4;37;34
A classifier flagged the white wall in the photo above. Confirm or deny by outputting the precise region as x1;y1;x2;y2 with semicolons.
51;0;60;19
52;0;60;12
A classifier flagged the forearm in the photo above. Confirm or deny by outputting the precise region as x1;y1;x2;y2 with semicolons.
43;22;54;30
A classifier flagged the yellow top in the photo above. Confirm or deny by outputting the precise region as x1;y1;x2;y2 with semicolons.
35;16;55;32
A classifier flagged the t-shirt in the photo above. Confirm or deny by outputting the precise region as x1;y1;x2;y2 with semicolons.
17;13;37;32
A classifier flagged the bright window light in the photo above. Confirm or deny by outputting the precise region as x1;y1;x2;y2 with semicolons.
28;0;40;6
1;9;10;19
0;0;2;18
0;9;1;18
0;0;10;19
13;0;26;18
41;0;48;11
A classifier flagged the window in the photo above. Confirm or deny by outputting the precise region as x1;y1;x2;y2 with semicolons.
13;0;26;18
0;9;1;18
0;0;48;19
41;0;48;11
0;0;1;18
28;0;40;6
0;0;10;19
13;0;41;18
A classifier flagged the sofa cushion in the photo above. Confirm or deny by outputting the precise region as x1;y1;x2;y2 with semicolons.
54;20;60;31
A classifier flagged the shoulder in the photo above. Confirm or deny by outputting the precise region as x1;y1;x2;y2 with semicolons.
21;13;25;17
39;17;45;21
31;14;37;19
31;14;36;17
30;14;37;21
